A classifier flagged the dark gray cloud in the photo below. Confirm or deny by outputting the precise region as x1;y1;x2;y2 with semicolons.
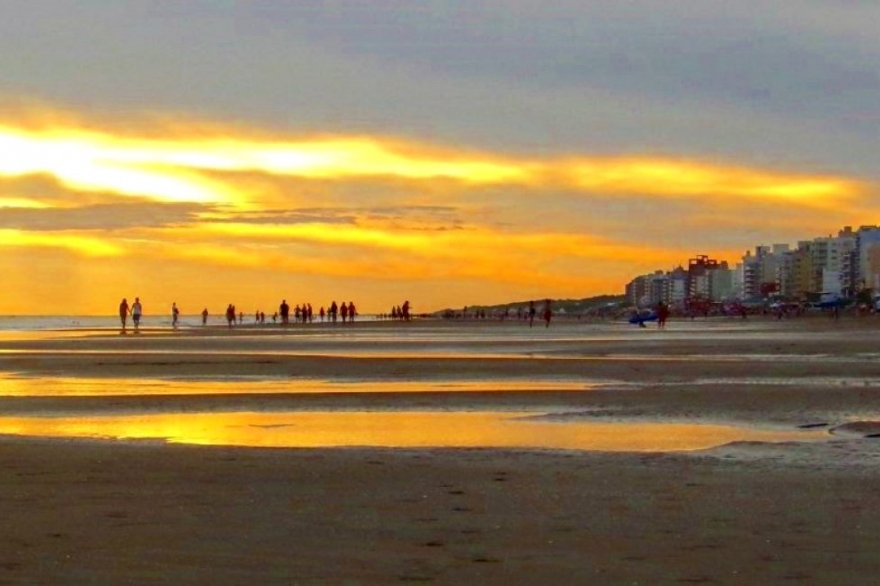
0;202;212;230
207;205;464;230
0;1;877;175
210;209;358;226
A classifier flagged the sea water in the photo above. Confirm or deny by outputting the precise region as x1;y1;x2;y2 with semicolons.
0;318;859;450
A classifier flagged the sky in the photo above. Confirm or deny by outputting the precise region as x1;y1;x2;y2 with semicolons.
0;1;878;315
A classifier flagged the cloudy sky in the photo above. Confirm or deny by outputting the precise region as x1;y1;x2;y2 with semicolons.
1;0;878;315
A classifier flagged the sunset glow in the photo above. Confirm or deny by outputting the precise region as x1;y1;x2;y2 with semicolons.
0;113;870;315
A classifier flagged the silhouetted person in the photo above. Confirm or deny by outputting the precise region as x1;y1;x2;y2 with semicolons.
348;302;356;323
119;298;130;334
542;299;552;328
201;307;209;326
280;300;289;325
172;302;180;330
528;301;536;327
225;304;235;328
131;297;143;333
656;301;669;329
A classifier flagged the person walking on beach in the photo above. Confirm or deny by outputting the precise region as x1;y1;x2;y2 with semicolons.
225;304;236;328
172;303;180;330
201;307;208;326
542;299;552;328
656;301;669;329
131;297;143;333
280;300;290;325
528;301;536;327
118;298;130;333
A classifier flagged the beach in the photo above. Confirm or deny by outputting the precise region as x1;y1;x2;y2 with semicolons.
2;316;880;584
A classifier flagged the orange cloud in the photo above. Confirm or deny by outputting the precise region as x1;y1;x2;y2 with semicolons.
0;116;865;213
567;157;860;206
0;229;123;257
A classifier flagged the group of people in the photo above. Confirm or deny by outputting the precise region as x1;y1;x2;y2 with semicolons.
118;297;181;332
120;299;364;332
527;299;553;328
278;300;357;325
389;301;411;321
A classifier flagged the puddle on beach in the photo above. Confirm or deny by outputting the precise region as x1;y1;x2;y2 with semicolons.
0;411;823;452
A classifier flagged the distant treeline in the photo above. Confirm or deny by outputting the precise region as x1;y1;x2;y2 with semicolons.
433;294;628;319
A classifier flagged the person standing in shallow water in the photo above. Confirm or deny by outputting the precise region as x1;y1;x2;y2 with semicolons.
118;298;130;333
131;297;143;333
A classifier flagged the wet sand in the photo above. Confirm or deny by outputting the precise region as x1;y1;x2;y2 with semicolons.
2;317;880;583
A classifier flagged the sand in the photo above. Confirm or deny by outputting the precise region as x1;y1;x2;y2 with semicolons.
1;316;880;584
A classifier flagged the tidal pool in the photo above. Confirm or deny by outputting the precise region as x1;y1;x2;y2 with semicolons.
0;411;823;452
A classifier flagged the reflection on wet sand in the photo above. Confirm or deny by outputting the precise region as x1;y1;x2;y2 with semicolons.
0;411;823;451
0;375;605;397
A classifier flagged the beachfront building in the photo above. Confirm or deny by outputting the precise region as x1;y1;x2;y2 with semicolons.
732;263;745;300
687;255;717;300
626;270;676;307
855;226;880;295
624;225;868;304
838;227;859;298
624;259;728;309
778;245;810;299
773;229;856;300
668;266;688;306
815;233;855;297
625;273;652;307
686;256;733;302
741;245;788;301
709;263;735;300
